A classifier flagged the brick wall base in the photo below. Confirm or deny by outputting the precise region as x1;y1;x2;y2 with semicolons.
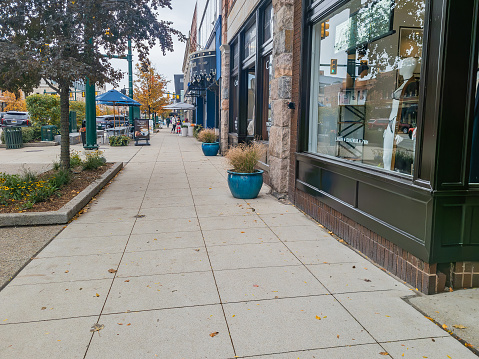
453;262;479;289
294;188;443;294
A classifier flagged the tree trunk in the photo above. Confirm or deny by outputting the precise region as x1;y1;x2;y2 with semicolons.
59;83;71;171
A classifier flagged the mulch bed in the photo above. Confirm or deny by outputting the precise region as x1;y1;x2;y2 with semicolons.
0;163;113;214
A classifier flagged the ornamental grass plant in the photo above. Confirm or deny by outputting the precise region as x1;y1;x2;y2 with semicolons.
225;142;266;173
197;128;218;143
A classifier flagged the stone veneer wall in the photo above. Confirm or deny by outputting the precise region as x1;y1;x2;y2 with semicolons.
268;0;294;194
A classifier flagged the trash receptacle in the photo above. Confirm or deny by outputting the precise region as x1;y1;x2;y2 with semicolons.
4;126;23;149
41;125;58;141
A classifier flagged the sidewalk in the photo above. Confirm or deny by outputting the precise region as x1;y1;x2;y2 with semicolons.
0;131;476;358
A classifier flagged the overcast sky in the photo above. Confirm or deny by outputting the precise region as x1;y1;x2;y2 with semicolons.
107;0;200;94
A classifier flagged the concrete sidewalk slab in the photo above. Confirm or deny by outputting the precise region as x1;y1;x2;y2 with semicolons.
264;344;392;359
214;265;328;303
103;271;219;313
223;296;376;357
11;253;123;286
335;290;447;342
117;247;211;277
307;261;410;294
207;242;301;270
125;231;205;251
202;227;280;246
85;305;235;359
0;278;111;323
34;235;130;258
0;316;95;359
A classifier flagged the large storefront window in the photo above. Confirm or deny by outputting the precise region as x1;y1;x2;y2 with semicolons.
308;0;425;176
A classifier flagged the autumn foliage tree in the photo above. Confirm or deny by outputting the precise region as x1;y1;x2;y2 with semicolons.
2;91;27;112
0;0;183;170
134;60;169;119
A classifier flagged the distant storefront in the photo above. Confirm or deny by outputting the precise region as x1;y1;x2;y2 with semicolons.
289;0;479;293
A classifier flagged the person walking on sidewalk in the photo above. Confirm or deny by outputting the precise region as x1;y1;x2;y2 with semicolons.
171;116;176;133
166;117;171;128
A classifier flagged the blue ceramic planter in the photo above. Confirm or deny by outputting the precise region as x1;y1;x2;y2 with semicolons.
201;142;220;156
227;170;264;199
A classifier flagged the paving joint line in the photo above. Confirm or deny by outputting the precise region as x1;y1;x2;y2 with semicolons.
234;342;385;358
181;136;238;358
82;134;165;359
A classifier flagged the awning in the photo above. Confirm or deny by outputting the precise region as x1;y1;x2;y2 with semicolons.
95;89;141;106
163;102;196;110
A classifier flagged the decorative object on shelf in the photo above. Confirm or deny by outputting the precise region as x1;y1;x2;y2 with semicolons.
225;142;265;199
198;128;219;156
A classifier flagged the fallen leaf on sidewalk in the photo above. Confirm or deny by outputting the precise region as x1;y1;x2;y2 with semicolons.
90;323;104;333
442;324;448;329
126;323;131;326
453;325;467;329
337;335;340;339
95;293;100;297
253;284;259;287
315;316;321;320
379;352;389;356
209;332;219;337
108;269;117;273
118;323;123;325
124;280;130;282
64;270;69;273
465;343;474;348
41;307;46;310
364;279;371;282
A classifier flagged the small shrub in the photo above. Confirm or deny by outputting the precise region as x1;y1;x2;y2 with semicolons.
193;125;203;139
181;124;188;128
70;150;82;168
82;150;106;170
225;142;266;173
109;135;130;146
49;169;71;188
197;128;217;143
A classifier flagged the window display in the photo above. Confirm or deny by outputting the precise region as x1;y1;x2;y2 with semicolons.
247;68;256;136
308;0;425;175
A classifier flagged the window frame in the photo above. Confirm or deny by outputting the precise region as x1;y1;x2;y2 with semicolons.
300;0;431;184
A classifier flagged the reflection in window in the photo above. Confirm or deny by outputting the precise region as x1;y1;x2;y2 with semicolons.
308;0;425;176
264;4;274;43
244;24;256;59
231;75;239;132
233;43;239;70
261;54;273;140
471;56;479;183
247;68;256;136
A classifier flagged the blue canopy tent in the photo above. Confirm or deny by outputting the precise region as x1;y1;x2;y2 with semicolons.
95;89;142;127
